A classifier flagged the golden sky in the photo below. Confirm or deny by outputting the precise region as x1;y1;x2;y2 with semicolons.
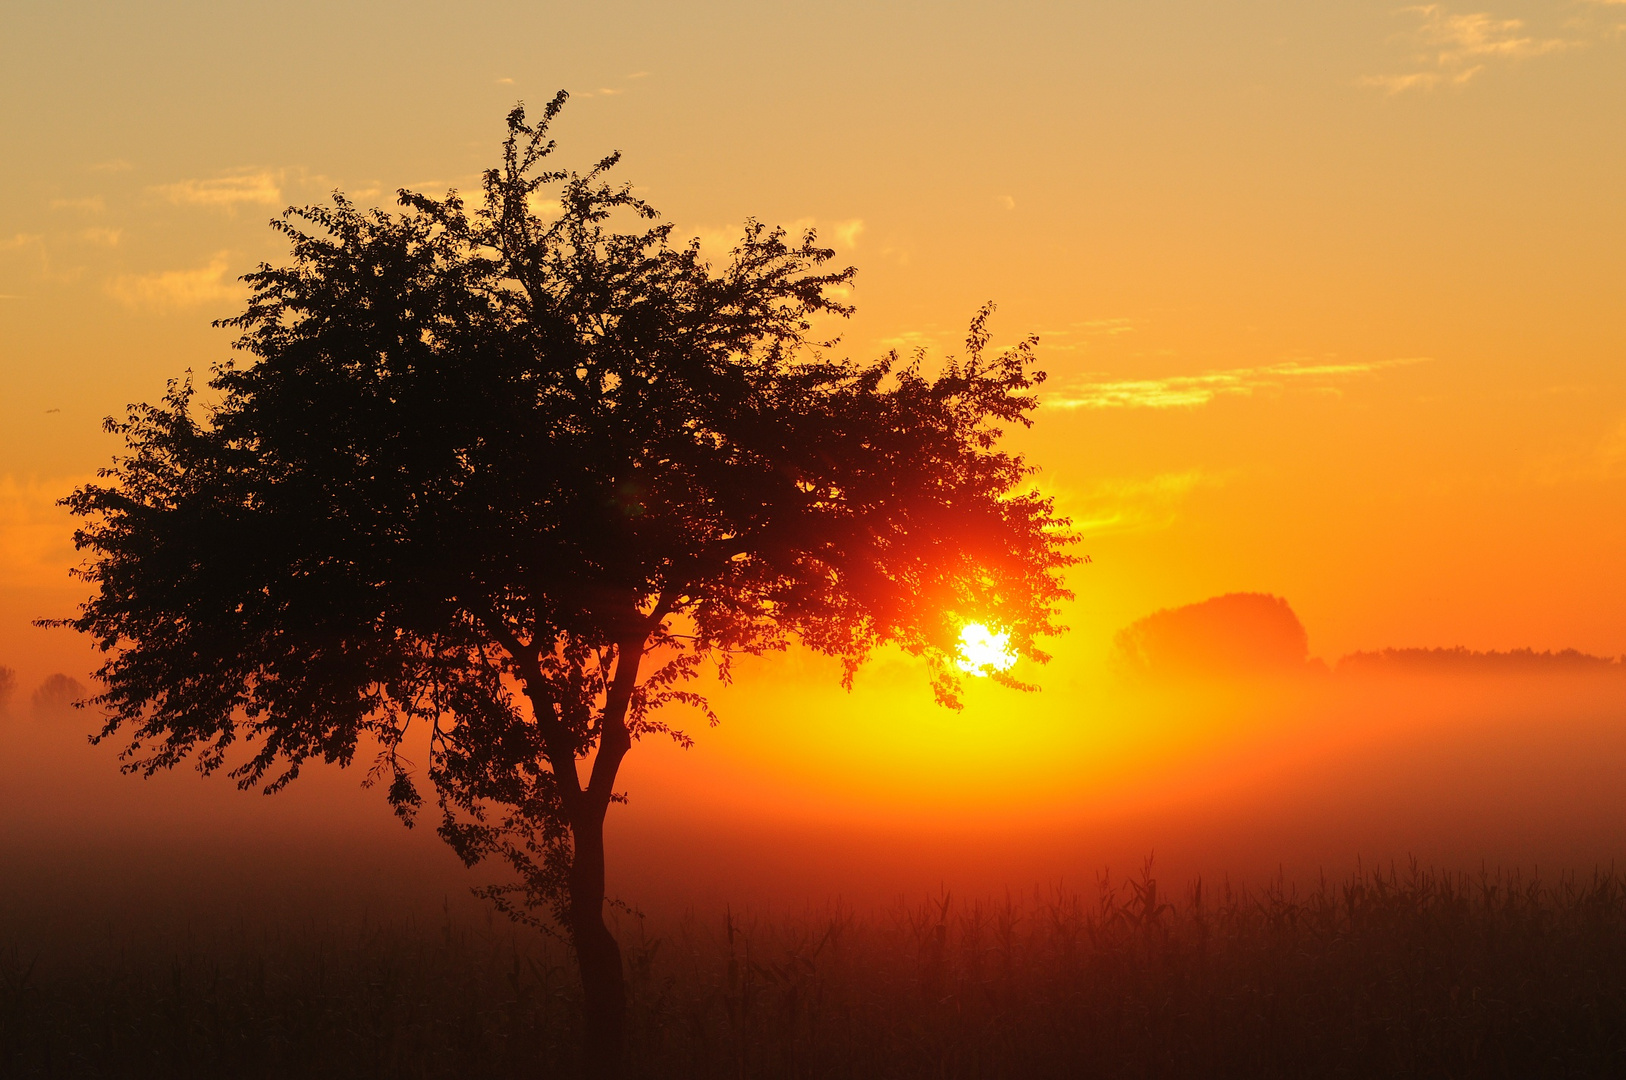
2;2;1625;876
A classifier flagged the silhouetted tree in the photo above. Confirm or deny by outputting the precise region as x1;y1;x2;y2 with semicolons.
1112;593;1312;681
30;673;86;721
55;93;1074;1075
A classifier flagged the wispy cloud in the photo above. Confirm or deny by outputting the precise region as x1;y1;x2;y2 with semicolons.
782;217;864;251
1061;470;1220;536
566;74;651;97
107;252;241;312
152;171;283;210
1048;358;1427;410
49;196;105;214
1075;318;1135;336
524;192;562;218
77;227;122;247
1581;0;1626;38
828;219;865;249
1026;318;1137;355
688;217;865;261
0;233;84;285
0;475;85;588
876;328;947;352
1364;5;1573;93
1518;409;1626;486
1599;415;1626;474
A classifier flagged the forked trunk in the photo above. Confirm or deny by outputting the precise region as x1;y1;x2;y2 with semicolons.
569;811;626;1078
529;630;646;1077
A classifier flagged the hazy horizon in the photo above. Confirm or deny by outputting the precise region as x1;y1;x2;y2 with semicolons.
4;0;1626;956
6;593;1624;937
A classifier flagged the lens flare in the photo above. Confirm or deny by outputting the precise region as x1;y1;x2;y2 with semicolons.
956;622;1017;675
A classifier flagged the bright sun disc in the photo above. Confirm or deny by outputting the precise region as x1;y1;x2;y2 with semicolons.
955;622;1017;675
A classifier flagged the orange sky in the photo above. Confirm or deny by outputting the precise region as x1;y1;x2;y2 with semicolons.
2;1;1625;899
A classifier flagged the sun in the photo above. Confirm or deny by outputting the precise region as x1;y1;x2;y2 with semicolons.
955;622;1017;675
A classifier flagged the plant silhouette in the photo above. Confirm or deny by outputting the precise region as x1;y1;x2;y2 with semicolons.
52;93;1075;1076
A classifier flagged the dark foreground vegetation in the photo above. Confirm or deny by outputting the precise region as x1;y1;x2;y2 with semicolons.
5;862;1626;1079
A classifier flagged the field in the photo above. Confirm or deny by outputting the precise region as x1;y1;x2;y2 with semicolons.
5;861;1626;1079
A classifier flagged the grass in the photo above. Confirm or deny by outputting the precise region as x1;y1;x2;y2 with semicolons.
5;861;1626;1078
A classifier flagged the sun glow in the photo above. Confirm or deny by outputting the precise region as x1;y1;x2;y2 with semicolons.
956;622;1018;675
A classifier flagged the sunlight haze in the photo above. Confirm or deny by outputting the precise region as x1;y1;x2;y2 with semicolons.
3;0;1625;909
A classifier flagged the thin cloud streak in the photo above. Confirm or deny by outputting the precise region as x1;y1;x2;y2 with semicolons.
1047;358;1428;410
989;318;1138;356
152;171;283;209
1364;4;1573;94
48;196;105;214
689;217;864;262
1063;469;1217;536
0;475;85;588
1598;415;1626;474
107;252;241;312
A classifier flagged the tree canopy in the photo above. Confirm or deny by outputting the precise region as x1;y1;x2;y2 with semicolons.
57;93;1075;1066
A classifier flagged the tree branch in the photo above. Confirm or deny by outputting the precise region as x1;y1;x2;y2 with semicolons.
465;594;586;807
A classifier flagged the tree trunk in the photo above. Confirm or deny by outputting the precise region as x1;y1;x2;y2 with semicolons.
569;810;626;1079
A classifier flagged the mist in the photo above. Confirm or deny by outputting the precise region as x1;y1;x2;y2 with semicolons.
4;595;1623;944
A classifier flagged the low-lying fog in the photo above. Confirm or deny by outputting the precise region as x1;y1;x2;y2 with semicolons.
3;593;1624;943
